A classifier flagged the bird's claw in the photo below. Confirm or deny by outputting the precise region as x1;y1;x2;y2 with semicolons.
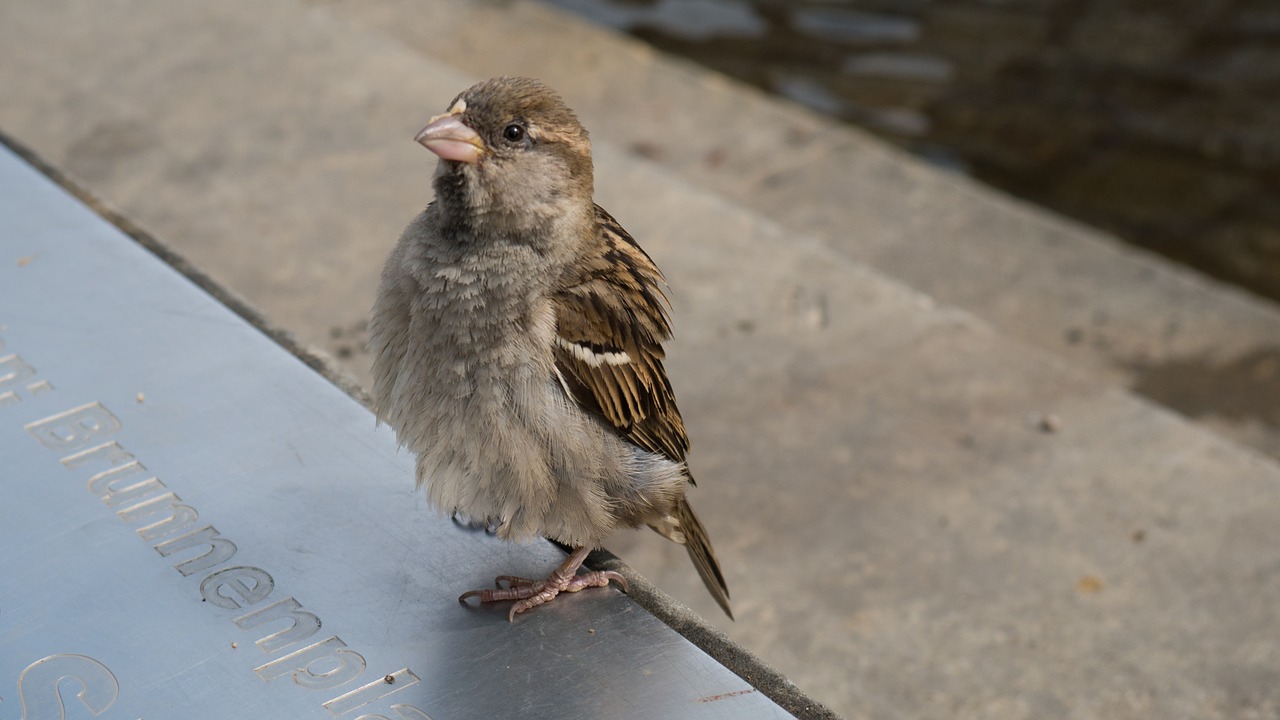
599;570;628;594
495;575;537;589
460;567;629;621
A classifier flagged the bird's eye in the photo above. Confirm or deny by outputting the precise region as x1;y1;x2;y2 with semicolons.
503;123;526;143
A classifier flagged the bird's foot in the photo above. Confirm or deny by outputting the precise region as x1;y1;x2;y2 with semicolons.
458;547;627;621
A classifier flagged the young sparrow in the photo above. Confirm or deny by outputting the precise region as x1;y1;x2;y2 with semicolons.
369;77;730;621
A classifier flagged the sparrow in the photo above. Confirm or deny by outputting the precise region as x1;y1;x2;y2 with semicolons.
369;77;730;622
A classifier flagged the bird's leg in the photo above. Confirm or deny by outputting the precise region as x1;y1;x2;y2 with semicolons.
458;546;628;622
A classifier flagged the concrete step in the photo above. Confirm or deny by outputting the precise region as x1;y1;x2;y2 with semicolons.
338;0;1280;463
4;1;1280;718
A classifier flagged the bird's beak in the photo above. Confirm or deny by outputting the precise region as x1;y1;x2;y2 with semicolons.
415;108;485;164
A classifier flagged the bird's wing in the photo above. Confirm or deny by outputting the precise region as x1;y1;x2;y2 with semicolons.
551;204;690;467
553;205;733;618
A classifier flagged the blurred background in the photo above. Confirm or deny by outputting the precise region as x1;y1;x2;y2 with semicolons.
546;0;1280;302
5;1;1280;718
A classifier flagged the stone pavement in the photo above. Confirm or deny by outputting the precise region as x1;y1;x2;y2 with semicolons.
4;1;1280;717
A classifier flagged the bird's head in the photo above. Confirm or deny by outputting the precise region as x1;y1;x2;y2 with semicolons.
416;77;594;237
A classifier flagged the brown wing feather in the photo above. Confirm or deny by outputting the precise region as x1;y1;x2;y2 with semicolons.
552;204;690;466
553;205;731;617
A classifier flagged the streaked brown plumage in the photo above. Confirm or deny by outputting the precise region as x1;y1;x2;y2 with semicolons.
554;205;729;617
369;77;730;620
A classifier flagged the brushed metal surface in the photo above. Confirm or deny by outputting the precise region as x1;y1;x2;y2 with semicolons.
0;145;791;719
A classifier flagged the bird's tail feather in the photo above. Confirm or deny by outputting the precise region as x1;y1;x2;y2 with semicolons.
674;498;733;620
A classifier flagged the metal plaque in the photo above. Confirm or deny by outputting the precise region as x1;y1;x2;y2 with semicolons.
0;145;790;719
